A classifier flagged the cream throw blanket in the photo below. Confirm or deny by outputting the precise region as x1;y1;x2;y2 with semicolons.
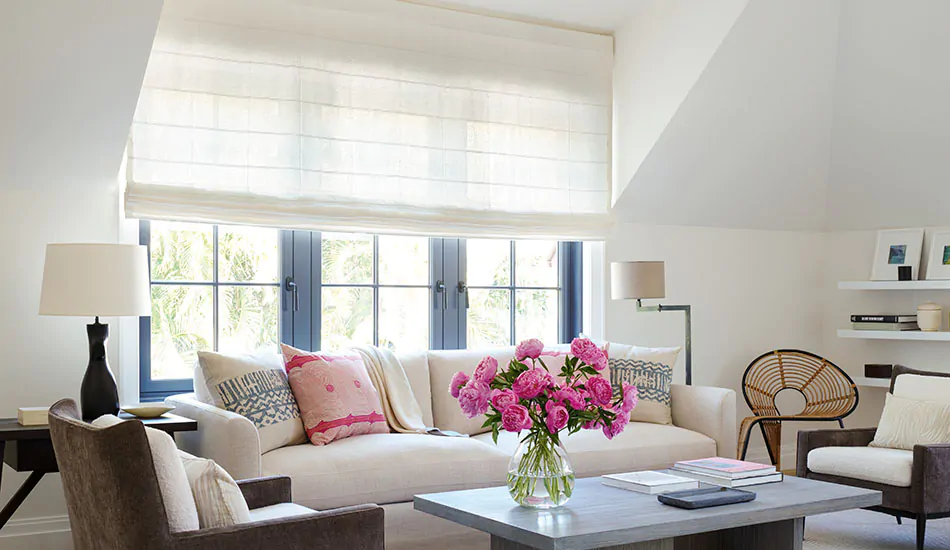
354;346;428;434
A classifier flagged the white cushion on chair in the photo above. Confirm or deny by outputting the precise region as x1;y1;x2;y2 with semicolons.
248;503;316;522
807;446;914;487
894;374;950;403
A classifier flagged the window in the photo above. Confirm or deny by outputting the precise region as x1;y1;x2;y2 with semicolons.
140;221;582;398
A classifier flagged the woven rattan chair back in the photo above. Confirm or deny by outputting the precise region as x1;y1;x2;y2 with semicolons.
738;349;858;468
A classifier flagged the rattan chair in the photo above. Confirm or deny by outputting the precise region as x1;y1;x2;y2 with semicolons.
738;349;858;469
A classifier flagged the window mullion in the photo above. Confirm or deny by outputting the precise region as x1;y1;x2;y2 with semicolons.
430;238;444;350
509;240;516;346
372;235;380;347
212;224;219;351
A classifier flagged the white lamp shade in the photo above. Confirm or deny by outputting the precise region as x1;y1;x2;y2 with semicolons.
40;244;151;317
611;261;666;300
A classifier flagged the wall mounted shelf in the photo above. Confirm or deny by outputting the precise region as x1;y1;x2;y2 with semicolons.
837;329;950;341
838;281;950;290
851;376;890;388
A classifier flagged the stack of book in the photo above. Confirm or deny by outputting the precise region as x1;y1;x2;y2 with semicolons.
671;457;783;488
601;471;700;495
851;314;919;331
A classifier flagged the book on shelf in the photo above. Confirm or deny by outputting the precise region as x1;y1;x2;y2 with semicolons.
670;468;784;488
672;457;775;479
851;322;920;331
850;314;917;323
601;471;700;495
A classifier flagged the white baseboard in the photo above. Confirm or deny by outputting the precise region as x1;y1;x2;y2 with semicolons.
0;515;70;539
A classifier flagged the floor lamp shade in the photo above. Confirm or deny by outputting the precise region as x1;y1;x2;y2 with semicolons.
39;244;151;419
611;261;666;300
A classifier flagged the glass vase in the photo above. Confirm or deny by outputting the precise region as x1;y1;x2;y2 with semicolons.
506;435;575;509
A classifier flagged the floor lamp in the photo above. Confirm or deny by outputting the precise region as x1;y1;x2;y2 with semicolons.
610;261;693;385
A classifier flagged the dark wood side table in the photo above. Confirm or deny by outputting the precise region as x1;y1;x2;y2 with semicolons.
0;413;197;529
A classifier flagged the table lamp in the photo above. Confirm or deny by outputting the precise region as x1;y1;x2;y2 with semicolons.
610;261;693;385
39;244;150;419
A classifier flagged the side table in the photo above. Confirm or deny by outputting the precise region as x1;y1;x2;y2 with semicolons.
0;413;198;530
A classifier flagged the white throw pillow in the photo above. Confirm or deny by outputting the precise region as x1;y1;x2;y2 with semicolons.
197;349;307;453
92;415;200;532
179;452;251;528
870;393;950;450
607;345;681;425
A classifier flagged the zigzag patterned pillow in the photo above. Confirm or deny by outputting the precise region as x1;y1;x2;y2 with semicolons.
198;350;307;454
608;346;681;425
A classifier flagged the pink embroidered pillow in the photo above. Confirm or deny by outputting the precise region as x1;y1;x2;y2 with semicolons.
281;344;388;446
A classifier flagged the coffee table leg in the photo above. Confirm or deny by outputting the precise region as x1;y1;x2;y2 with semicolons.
673;517;804;550
491;534;673;550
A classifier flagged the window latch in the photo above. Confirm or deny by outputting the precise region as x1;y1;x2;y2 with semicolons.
457;281;470;309
284;276;299;312
435;280;447;310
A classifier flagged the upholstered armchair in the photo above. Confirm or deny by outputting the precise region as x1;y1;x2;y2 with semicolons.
48;399;384;550
797;366;950;550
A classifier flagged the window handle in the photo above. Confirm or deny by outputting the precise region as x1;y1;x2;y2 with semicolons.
435;280;447;310
284;276;299;312
457;281;470;309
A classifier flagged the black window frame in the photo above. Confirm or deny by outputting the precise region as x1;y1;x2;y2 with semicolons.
140;221;583;400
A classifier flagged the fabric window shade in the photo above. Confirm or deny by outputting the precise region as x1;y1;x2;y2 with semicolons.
125;0;613;239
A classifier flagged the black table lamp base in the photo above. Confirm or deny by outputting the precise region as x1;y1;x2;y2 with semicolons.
81;317;119;420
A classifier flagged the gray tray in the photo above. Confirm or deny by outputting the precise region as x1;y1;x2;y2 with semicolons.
657;487;756;510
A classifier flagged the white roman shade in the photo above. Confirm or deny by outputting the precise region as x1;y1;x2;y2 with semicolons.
125;0;613;239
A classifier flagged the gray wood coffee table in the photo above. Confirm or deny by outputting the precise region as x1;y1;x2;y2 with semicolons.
414;476;880;550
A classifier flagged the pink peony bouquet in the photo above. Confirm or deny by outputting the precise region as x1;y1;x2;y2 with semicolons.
449;338;638;508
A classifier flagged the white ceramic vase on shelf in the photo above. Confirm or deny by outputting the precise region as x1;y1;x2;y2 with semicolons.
917;302;943;332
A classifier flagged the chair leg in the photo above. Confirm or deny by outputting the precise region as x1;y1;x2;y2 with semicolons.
896;515;902;525
837;418;845;428
916;515;926;550
759;421;782;469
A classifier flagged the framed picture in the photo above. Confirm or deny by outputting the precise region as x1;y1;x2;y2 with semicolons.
870;228;924;281
926;230;950;280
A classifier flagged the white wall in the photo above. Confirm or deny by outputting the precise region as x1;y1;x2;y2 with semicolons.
0;0;161;545
604;223;826;463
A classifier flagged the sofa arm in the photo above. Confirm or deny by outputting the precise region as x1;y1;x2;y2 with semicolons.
670;384;737;459
796;427;877;477
239;476;292;509
173;504;384;550
165;393;262;480
914;443;950;513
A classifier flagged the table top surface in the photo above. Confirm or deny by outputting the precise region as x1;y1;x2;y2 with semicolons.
414;475;881;550
0;413;197;441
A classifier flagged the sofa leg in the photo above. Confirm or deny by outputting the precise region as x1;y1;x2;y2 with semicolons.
916;515;926;550
896;516;902;525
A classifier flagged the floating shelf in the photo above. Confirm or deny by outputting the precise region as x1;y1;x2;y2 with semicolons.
852;376;890;388
838;281;950;290
837;329;950;341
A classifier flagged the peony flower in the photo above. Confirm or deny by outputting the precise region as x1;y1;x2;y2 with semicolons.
449;371;470;398
551;387;587;410
490;388;519;412
570;338;603;365
473;356;498;384
582;416;604;430
501;404;533;432
515;338;545;361
512;368;553;400
458;381;491;418
603;410;629;440
620;383;639;415
544;401;569;434
586;376;613;407
587;348;608;371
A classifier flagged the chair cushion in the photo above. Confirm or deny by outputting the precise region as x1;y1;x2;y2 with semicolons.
282;344;389;446
894;374;950;403
92;415;200;532
870;393;950;450
260;433;509;510
427;347;517;435
180;452;251;528
197;349;306;454
807;446;914;487
473;422;716;477
248;503;317;522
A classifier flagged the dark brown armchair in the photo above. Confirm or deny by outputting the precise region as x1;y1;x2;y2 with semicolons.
48;399;384;550
797;366;950;550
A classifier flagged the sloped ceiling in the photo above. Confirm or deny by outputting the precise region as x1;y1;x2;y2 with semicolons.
0;0;163;191
613;0;840;231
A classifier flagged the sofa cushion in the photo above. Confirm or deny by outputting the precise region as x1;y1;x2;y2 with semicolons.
397;350;433;427
260;433;510;510
428;347;517;435
473;422;716;477
807;446;914;487
894;374;950;403
608;346;681;425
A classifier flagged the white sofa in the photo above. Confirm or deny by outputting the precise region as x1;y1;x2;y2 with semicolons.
167;346;736;550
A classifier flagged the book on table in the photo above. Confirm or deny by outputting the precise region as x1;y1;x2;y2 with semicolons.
672;457;775;479
670;468;784;488
601;471;700;495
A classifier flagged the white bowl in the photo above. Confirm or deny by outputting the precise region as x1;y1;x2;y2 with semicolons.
121;404;175;419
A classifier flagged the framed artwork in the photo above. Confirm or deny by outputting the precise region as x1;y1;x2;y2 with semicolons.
870;228;924;281
925;230;950;280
